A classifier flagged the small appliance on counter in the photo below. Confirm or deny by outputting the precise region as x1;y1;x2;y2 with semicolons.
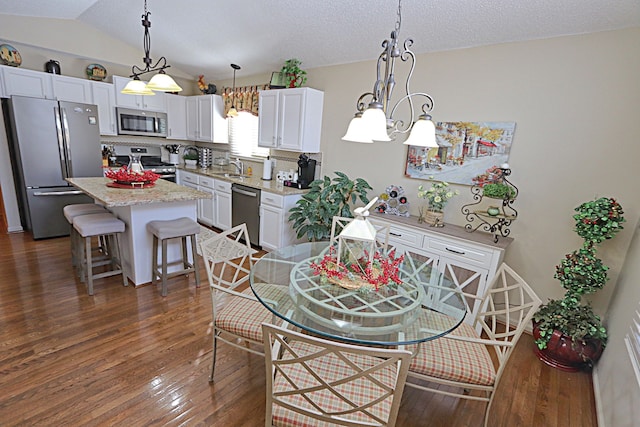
283;154;316;189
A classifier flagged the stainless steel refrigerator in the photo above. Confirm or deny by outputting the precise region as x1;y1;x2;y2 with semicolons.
4;96;103;239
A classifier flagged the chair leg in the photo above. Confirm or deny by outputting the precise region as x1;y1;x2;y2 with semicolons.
210;331;219;383
112;233;128;287
85;236;94;296
151;235;158;286
190;234;200;287
181;236;189;270
161;239;168;297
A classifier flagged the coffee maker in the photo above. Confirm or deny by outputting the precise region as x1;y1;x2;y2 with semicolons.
296;154;316;189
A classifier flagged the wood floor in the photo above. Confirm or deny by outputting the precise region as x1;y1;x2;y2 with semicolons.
0;231;598;426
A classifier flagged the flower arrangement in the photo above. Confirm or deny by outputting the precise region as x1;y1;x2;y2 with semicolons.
164;144;181;154
105;166;160;184
310;247;404;293
417;177;459;212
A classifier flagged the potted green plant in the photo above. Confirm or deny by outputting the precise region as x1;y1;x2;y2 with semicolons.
280;58;307;88
532;197;625;371
288;172;372;241
416;176;459;226
183;151;199;166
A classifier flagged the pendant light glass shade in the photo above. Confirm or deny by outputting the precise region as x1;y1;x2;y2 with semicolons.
361;103;391;142
121;78;155;95
341;114;373;143
146;72;182;92
227;107;238;118
403;115;438;147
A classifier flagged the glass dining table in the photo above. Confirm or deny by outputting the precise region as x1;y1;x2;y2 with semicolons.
250;241;467;346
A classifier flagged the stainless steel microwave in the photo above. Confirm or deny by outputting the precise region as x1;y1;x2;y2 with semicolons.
116;108;167;137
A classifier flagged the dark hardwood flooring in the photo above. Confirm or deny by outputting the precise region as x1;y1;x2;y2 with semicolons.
0;231;597;426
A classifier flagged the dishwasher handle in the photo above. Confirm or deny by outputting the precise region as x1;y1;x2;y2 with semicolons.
232;187;258;198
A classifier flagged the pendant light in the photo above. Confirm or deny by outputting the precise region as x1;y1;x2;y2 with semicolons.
342;0;436;147
227;64;241;118
121;0;182;95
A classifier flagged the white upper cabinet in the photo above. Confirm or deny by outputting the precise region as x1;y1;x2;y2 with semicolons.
113;75;166;112
1;65;54;99
258;87;324;153
165;94;187;140
52;75;92;103
90;80;117;135
185;94;228;143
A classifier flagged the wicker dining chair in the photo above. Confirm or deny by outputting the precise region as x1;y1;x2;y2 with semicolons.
262;323;412;427
199;223;280;382
404;263;542;426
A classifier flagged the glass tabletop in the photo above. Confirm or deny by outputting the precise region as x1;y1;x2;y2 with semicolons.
250;241;467;346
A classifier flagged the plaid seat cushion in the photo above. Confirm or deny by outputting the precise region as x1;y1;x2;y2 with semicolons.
408;312;496;386
215;284;281;342
271;341;397;427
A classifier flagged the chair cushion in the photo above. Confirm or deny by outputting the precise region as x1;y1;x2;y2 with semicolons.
63;204;107;223
271;340;396;427
73;213;125;237
408;312;496;386
147;217;200;240
215;286;279;342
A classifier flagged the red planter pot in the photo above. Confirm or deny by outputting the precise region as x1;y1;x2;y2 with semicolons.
532;321;604;372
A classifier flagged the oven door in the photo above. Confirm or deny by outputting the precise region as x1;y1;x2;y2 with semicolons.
117;108;167;137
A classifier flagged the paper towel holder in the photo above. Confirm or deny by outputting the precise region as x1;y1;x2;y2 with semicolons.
262;156;273;181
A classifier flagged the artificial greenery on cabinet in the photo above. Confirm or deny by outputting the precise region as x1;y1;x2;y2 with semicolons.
288;172;372;241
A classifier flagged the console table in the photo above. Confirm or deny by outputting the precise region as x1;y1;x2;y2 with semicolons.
370;213;513;329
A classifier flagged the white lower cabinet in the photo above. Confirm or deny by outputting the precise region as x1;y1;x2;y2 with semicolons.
372;214;512;330
214;180;232;231
259;191;302;251
197;176;216;227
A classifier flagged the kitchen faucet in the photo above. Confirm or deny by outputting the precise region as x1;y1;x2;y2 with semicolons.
230;158;244;175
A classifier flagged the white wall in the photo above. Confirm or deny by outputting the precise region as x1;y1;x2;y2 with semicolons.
594;218;640;427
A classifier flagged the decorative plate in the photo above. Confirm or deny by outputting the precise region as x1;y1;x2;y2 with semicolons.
86;63;107;81
0;44;22;67
107;181;155;189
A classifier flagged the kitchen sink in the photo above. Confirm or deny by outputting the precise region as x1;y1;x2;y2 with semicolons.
212;172;249;181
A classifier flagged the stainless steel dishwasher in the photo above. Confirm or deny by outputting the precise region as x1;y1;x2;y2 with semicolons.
231;183;261;246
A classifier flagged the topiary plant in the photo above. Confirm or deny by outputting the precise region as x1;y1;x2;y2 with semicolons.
533;197;625;358
288;172;372;241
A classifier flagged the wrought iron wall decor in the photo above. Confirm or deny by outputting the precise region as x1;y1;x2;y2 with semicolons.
461;165;518;243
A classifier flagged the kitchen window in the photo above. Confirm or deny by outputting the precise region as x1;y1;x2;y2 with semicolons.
228;111;269;158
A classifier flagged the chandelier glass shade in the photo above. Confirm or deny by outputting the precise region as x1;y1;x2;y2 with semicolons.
121;0;182;95
342;0;435;147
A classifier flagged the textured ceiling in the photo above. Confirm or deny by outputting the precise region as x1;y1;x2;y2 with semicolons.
0;0;638;80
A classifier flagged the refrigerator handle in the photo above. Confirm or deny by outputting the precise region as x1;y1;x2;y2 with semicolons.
54;107;69;179
59;107;73;178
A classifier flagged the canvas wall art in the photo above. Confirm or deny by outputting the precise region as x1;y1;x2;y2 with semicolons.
405;121;516;186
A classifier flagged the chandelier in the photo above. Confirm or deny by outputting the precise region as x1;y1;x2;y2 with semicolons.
121;0;182;95
342;0;436;147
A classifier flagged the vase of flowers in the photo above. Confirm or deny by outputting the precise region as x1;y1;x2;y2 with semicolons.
417;177;459;226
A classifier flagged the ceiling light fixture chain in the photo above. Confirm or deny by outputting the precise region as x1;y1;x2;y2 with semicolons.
121;0;182;94
342;0;436;147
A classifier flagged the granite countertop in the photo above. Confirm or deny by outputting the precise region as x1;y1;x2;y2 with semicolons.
178;166;310;196
67;177;211;207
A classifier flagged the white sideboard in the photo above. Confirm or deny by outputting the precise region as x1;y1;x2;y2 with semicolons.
370;213;513;328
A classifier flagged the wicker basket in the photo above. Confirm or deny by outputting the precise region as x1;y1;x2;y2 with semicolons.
424;210;444;226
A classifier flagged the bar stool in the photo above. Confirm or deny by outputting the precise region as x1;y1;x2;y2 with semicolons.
147;217;201;297
63;204;108;269
73;212;127;295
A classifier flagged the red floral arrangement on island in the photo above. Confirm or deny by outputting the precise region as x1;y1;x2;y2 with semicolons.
105;166;160;184
310;247;404;292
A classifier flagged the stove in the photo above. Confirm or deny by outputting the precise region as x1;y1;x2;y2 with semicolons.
111;146;176;181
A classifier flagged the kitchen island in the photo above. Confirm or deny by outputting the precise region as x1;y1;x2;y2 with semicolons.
67;177;211;286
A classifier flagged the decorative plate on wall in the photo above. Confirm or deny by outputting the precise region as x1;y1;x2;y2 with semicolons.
86;63;107;81
0;43;22;67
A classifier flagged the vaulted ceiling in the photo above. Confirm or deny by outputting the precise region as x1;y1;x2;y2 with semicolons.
0;0;638;79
